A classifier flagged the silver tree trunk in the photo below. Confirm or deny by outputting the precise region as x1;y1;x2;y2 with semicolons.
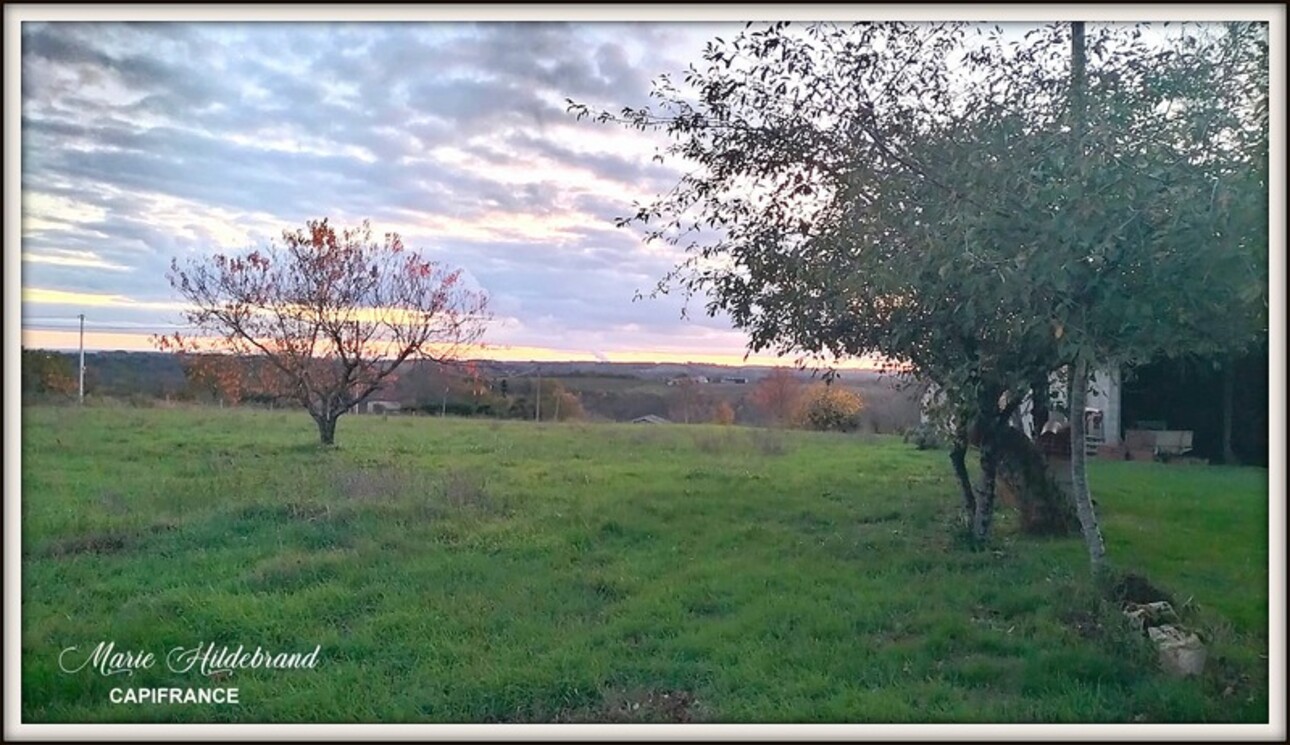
1068;359;1107;572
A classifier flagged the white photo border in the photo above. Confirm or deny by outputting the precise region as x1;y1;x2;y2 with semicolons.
3;2;1285;741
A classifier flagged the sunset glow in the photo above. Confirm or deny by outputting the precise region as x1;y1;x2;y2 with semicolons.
18;21;883;371
21;328;885;371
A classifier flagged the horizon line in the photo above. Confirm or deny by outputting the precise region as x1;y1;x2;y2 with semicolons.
20;329;888;372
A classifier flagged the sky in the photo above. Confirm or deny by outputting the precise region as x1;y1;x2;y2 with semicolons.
16;16;1265;371
17;19;898;368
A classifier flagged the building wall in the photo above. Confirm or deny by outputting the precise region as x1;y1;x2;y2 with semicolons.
364;400;403;414
1087;367;1122;446
1023;365;1122;445
921;366;1123;446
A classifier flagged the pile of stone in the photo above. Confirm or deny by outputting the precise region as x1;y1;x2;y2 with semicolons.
1122;600;1207;678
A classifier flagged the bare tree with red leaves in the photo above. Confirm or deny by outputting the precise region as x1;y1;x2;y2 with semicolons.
178;353;295;407
158;218;489;445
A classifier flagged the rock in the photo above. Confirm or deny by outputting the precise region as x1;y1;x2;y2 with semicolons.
1123;600;1180;633
1148;624;1207;678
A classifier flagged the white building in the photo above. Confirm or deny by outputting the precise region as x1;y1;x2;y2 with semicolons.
362;399;404;414
1017;367;1122;446
920;366;1123;446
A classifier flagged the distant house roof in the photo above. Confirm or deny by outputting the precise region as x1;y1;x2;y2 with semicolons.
364;399;404;413
631;414;671;424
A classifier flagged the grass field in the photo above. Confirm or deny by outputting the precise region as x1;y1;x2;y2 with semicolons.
19;405;1269;723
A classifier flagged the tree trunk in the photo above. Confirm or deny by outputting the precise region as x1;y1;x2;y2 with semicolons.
973;426;998;543
1222;353;1237;465
994;425;1078;535
1030;375;1050;439
1068;359;1107;573
949;428;976;529
315;414;339;446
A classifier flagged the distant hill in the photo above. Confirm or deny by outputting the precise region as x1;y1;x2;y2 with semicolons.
21;349;897;399
464;359;891;384
26;350;188;396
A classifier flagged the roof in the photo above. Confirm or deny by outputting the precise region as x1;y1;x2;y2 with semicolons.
631;415;671;424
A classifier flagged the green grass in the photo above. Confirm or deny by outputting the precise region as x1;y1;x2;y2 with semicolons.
20;405;1269;723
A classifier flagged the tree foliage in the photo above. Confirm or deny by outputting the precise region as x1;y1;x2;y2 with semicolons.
21;348;77;396
159;218;489;445
570;21;1268;543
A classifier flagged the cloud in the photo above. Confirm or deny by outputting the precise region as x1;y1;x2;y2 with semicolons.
20;19;790;364
22;287;187;311
21;251;132;272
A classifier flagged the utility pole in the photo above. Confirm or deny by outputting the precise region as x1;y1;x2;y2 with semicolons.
78;313;86;404
535;371;541;422
441;386;448;417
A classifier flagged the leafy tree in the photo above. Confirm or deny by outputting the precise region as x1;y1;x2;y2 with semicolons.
569;21;1267;548
21;349;77;396
1049;21;1269;571
712;399;737;425
159;218;489;445
571;21;1070;539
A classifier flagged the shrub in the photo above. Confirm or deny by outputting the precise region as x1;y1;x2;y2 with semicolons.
794;384;864;432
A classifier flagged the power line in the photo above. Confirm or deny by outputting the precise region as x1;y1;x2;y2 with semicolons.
24;316;191;324
22;321;196;333
22;314;193;327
